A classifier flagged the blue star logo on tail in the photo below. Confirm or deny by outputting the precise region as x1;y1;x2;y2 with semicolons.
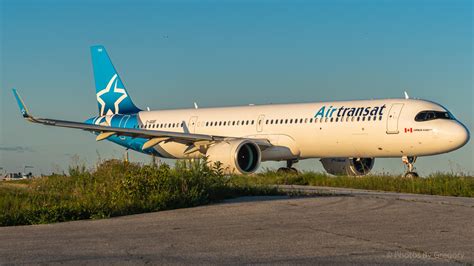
96;74;128;116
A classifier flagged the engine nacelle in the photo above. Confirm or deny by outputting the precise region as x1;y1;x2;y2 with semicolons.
320;158;375;176
206;140;261;174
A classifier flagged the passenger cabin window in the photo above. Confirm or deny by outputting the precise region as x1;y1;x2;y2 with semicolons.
415;111;454;122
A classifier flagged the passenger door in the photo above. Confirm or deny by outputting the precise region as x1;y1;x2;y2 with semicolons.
386;103;404;134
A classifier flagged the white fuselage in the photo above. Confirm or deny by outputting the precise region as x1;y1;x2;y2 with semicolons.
123;98;469;161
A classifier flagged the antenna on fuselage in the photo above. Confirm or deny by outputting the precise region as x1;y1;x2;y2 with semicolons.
146;107;151;111
194;102;199;109
404;91;410;99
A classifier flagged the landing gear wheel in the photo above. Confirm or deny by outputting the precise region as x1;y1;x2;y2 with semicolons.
277;167;299;174
402;156;418;178
277;167;288;173
404;172;419;178
277;160;299;174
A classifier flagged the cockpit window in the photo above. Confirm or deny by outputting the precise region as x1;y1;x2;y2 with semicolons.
415;110;454;122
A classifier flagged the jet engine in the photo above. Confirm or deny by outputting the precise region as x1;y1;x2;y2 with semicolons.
206;140;261;174
320;158;375;176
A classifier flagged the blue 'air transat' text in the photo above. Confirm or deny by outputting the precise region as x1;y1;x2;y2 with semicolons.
314;104;386;118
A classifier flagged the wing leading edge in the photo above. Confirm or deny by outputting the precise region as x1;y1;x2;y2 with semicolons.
12;89;272;150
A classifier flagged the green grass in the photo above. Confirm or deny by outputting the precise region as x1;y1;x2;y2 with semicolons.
0;159;279;226
1;160;472;227
233;171;474;197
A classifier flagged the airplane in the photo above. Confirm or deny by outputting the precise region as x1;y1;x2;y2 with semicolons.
12;45;470;178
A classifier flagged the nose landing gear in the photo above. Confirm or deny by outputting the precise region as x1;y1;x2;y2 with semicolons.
402;156;419;178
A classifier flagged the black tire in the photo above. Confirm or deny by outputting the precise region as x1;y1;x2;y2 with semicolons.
277;167;289;174
277;167;298;174
404;172;419;178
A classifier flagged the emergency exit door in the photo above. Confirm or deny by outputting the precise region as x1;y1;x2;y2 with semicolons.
257;114;265;132
188;116;198;133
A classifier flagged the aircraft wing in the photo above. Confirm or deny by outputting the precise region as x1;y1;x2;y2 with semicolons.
12;89;272;150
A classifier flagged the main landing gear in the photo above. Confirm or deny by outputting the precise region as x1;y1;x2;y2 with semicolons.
277;159;299;174
402;156;419;178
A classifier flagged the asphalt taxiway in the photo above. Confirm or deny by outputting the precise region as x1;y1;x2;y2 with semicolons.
0;186;472;265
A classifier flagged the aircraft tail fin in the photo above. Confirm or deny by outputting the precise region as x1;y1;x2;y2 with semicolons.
90;45;141;116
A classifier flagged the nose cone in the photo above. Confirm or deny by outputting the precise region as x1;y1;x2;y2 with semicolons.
449;122;470;150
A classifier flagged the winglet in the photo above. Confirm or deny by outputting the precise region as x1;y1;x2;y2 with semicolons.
12;89;31;118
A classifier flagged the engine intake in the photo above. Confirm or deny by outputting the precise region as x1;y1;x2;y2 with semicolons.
320;157;375;176
206;140;261;174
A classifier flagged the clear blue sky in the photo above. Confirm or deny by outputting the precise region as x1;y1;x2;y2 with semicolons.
1;0;472;175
